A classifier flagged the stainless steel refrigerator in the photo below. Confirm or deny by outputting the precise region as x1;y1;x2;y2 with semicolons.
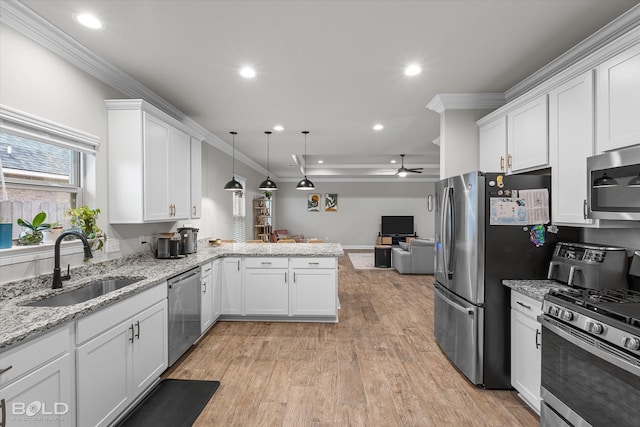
433;171;577;389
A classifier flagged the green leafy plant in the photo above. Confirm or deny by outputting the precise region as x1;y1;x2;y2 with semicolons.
17;211;50;245
263;191;272;199
66;206;106;250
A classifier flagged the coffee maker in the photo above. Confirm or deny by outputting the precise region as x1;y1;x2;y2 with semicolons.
177;227;199;254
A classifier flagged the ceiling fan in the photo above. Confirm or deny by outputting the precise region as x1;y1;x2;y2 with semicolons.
396;154;423;177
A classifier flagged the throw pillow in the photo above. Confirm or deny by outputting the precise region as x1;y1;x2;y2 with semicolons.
398;241;409;251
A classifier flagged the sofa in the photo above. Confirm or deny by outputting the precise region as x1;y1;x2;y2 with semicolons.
391;238;435;274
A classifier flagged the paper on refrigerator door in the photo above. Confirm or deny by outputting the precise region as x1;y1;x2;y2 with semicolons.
489;188;549;225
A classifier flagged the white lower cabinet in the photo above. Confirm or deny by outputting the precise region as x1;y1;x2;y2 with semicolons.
244;257;289;315
0;325;75;427
222;257;242;315
76;285;168;427
211;259;222;321
290;258;337;317
510;291;542;414
201;261;214;332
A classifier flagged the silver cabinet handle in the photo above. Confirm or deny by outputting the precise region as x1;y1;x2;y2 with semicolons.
193;205;197;216
261;262;272;265
129;324;134;343
284;272;287;283
308;262;319;265
535;329;541;349
516;301;532;310
203;282;207;293
237;260;240;271
0;366;12;375
583;199;588;219
1;398;6;427
135;321;140;340
293;272;296;283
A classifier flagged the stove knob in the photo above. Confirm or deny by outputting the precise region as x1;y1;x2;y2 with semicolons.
549;306;560;316
622;336;640;351
586;321;604;335
560;310;574;321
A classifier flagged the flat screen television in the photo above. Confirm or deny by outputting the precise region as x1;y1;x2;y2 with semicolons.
381;216;414;235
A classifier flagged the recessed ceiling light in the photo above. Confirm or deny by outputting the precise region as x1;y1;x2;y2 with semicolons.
75;13;102;29
390;159;397;164
273;125;284;131
318;160;324;164
373;124;384;131
404;64;422;76
239;67;256;78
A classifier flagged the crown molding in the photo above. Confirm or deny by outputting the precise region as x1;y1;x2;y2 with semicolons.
0;0;271;178
277;177;439;183
505;4;640;101
426;93;505;114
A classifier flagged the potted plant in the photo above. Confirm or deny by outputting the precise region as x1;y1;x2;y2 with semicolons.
42;221;64;243
66;206;106;250
17;211;50;245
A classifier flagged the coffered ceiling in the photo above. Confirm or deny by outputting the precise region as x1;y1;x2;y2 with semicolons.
15;0;640;182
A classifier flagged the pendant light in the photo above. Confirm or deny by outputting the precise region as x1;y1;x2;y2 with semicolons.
296;131;315;190
628;173;640;188
593;173;618;189
224;131;244;191
258;131;278;191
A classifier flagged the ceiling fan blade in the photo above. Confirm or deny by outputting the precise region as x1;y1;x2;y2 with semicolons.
407;168;423;173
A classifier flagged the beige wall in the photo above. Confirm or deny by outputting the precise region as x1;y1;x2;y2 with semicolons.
275;181;436;247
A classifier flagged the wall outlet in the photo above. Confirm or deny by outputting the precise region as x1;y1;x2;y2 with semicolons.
104;238;120;253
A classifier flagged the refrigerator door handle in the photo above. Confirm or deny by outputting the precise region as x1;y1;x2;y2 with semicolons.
434;284;474;315
445;186;455;279
440;186;450;277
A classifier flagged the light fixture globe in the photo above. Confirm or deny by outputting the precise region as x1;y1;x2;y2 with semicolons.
224;131;244;191
259;131;278;191
296;131;315;190
593;173;618;188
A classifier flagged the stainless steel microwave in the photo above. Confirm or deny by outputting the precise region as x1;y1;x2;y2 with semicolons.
587;144;640;221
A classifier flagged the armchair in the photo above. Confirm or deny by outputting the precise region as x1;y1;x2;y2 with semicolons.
391;238;435;274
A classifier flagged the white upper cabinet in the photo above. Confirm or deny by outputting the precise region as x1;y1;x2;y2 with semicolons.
507;94;549;173
106;99;196;223
479;116;507;173
596;42;640;152
190;138;202;219
549;71;595;226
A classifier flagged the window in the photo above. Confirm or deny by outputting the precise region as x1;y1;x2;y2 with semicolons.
0;105;98;242
232;177;246;243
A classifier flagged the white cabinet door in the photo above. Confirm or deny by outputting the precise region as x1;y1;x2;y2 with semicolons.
131;300;168;398
290;268;337;316
597;43;640;152
212;259;222;321
244;268;289;315
201;262;214;333
549;70;595;226
77;321;132;427
169;127;191;219
190;138;202;219
222;257;242;315
508;95;549;173
510;308;541;414
143;113;172;221
0;354;74;427
479;116;507;172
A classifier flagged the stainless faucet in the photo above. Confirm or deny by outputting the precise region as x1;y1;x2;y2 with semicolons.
53;231;93;289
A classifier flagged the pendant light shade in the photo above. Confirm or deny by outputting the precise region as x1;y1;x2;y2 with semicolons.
593;173;618;189
259;131;278;191
296;131;315;190
628;173;640;188
224;131;244;191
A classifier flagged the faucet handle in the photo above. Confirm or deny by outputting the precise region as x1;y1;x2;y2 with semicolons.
61;264;71;281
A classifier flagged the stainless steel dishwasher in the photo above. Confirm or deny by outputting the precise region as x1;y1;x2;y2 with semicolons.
167;266;201;366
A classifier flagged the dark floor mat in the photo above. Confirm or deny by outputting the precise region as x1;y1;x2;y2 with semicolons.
116;379;220;427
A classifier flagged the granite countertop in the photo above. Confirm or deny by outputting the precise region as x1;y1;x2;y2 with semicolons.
0;242;343;351
502;279;574;302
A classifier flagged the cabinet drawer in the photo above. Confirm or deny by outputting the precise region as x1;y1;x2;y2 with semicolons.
511;291;543;319
244;257;289;269
290;257;336;269
0;324;72;387
201;261;213;276
76;283;167;345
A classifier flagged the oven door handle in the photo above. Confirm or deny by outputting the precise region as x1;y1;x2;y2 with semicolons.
541;317;640;377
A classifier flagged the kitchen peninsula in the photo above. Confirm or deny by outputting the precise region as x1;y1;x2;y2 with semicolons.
0;242;344;351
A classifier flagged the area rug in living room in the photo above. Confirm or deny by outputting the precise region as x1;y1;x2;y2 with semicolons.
348;252;390;270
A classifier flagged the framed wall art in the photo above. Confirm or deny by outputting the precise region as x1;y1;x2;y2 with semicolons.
325;193;338;212
307;193;320;212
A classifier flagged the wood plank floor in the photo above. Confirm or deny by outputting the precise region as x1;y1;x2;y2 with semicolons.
166;251;539;426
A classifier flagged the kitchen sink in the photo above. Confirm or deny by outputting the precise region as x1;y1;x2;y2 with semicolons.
26;277;144;307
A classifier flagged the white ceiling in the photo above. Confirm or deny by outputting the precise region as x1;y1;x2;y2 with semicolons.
18;0;640;182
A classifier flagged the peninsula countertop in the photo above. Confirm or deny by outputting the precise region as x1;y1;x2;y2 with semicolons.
0;242;344;351
502;279;573;302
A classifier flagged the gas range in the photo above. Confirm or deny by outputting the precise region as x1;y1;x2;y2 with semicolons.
543;288;640;356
